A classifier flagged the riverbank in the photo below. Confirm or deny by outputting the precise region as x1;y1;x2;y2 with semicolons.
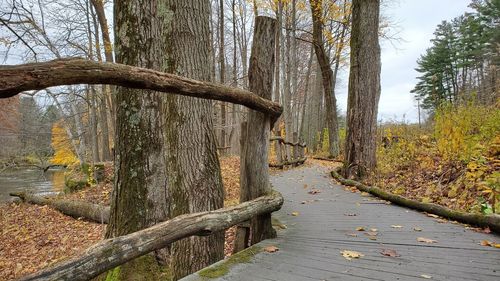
0;167;65;203
0;156;241;281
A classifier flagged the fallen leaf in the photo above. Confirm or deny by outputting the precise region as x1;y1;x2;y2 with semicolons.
308;189;321;195
426;213;439;218
391;225;403;229
420;274;432;279
340;250;364;260
483;227;491;234
417;237;438;243
370;228;378;232
380;249;400;257
365;232;378;236
494;244;500;248
264;246;279;253
344;213;357;216
291;212;299;216
303;184;308;189
356;226;365;231
413;227;423;232
480;240;493;247
346;233;358;237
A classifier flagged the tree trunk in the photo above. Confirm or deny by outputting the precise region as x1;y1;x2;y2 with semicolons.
90;0;116;134
105;0;170;279
310;0;340;158
273;0;284;164
162;1;225;279
10;192;109;224
219;0;227;155
239;16;277;245
89;86;101;165
70;99;87;165
89;4;112;162
299;46;314;142
344;0;381;179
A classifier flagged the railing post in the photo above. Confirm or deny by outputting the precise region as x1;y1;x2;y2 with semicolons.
237;16;277;246
233;121;250;253
293;132;299;165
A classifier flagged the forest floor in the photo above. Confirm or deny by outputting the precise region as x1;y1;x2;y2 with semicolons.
0;156;244;281
0;156;342;280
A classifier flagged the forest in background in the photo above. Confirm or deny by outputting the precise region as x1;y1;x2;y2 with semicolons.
0;0;498;214
0;0;499;280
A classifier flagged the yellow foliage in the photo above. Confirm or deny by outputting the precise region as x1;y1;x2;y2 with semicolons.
375;103;500;214
434;103;500;161
50;120;79;166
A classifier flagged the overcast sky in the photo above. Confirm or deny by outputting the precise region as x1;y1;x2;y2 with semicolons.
336;0;473;123
1;0;474;123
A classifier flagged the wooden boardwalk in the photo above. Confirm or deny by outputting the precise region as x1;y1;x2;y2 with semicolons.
183;165;500;281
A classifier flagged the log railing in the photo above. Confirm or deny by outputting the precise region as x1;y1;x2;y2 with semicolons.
4;16;281;281
0;59;281;120
17;192;283;281
270;134;307;168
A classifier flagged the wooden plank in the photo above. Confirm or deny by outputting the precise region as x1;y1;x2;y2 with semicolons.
184;165;500;281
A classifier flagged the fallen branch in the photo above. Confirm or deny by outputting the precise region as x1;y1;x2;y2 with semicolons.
269;157;307;168
0;58;282;119
331;169;500;233
16;191;283;281
10;192;109;224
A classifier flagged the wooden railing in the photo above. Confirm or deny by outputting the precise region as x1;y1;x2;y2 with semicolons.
1;16;282;281
270;134;307;168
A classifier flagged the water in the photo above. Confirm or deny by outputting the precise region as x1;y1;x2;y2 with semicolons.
0;168;66;203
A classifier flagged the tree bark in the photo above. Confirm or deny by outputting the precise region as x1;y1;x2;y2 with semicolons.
310;0;340;158
10;192;109;224
219;0;227;155
232;121;250;254
0;59;282;119
240;16;277;245
105;1;170;279
344;0;381;179
161;1;225;279
17;192;284;281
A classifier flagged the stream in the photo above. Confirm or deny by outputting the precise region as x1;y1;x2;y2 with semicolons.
0;168;65;203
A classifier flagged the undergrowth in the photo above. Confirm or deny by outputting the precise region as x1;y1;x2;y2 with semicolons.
371;103;500;214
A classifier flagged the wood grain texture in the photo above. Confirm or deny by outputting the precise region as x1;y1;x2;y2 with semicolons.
0;59;282;119
240;16;278;245
16;192;283;281
182;165;500;281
